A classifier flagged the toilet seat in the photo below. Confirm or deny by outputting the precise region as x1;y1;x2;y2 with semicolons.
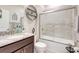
35;42;47;53
35;42;46;48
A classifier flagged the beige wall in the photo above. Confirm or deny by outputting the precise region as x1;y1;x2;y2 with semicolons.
1;5;79;47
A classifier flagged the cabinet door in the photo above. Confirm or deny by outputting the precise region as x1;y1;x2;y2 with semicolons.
15;48;24;53
23;43;34;53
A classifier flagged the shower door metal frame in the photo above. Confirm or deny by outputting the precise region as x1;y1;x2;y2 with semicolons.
39;5;77;45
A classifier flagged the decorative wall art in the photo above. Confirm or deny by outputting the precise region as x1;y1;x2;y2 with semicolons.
12;13;17;21
25;5;38;21
0;9;2;18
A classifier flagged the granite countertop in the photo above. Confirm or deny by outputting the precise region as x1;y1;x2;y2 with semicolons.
0;33;34;47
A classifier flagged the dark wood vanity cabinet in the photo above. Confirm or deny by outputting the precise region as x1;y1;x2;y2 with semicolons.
0;36;34;53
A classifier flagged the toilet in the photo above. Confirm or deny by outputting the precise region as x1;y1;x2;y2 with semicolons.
35;42;47;53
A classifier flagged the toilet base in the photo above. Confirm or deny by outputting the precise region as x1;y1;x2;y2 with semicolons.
34;42;47;53
34;48;47;53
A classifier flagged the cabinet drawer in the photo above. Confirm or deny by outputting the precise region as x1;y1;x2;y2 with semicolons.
15;43;34;53
0;36;34;53
23;43;34;53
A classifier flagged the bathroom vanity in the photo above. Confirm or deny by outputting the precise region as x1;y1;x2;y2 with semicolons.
0;33;34;53
0;6;34;53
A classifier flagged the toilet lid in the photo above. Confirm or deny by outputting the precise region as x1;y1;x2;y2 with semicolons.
35;42;47;48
